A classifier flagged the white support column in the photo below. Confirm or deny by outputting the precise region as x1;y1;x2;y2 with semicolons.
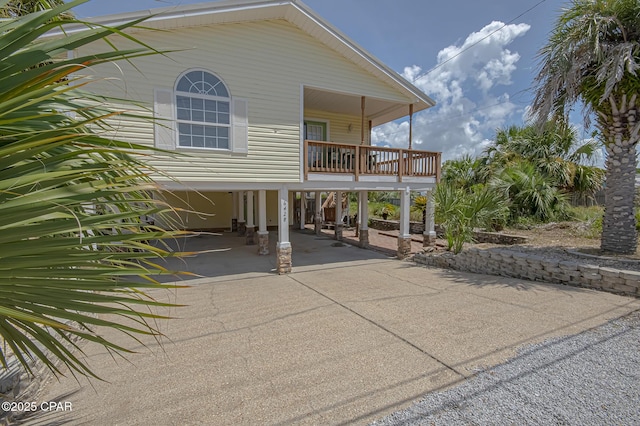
359;190;369;247
423;189;437;247
277;188;292;274
258;190;267;233
399;187;411;237
359;191;369;230
257;190;269;255
237;190;246;236
398;187;412;259
314;191;322;235
246;191;255;245
335;190;343;240
299;192;306;230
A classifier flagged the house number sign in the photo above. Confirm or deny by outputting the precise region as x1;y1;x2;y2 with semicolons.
281;199;288;224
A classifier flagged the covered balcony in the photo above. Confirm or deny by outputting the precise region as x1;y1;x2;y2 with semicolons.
304;140;440;182
302;86;440;184
298;87;440;263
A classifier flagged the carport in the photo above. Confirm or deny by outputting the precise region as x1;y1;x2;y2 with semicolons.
155;228;396;280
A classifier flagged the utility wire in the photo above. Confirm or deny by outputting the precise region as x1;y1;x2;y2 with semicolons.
379;1;550;138
412;0;547;84
373;1;550;142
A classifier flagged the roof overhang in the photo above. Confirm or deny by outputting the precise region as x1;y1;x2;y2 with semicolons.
304;87;430;127
53;0;435;123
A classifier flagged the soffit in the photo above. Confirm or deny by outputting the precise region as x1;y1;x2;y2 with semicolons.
304;87;429;127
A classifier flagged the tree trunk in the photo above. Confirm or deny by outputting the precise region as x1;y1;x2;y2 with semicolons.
601;143;637;253
600;95;639;254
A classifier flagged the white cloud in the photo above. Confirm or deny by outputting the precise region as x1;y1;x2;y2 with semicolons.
373;21;530;161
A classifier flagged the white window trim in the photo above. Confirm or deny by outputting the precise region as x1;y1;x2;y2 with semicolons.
174;69;233;152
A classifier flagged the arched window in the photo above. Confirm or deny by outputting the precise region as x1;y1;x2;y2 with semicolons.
175;70;230;150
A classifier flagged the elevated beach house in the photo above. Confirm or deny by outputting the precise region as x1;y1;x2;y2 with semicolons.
70;0;440;273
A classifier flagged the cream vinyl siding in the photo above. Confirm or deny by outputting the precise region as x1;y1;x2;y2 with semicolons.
158;191;232;230
76;19;411;183
156;190;279;230
304;110;364;145
266;190;279;228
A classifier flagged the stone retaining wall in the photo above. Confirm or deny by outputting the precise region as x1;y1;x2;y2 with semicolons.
369;218;424;234
472;231;528;245
414;247;640;297
369;219;527;245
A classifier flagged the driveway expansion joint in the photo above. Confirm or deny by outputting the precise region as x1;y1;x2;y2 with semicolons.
287;275;467;379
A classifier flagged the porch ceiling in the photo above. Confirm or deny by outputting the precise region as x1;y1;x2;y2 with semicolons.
304;88;430;127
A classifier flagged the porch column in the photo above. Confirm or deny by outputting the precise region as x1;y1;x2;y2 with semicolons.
334;190;343;241
398;187;412;259
314;191;322;235
360;96;366;145
409;104;414;150
299;192;306;230
359;191;369;248
246;191;255;245
276;188;292;274
423;189;437;247
237;191;246;236
231;192;238;232
257;190;269;255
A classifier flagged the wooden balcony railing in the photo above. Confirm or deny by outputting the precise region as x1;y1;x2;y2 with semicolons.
304;140;441;182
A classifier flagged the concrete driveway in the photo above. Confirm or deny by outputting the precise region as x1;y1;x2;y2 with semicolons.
33;231;640;425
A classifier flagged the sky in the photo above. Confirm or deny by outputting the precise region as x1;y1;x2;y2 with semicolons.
71;0;579;162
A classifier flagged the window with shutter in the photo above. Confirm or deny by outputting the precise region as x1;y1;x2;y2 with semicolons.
153;69;248;154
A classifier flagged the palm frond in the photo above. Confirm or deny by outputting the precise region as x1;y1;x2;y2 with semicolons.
531;0;640;123
0;0;196;379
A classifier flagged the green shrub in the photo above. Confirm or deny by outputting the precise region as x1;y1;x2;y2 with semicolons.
591;215;604;237
434;182;510;253
568;205;604;221
495;161;571;223
374;203;396;219
410;209;423;222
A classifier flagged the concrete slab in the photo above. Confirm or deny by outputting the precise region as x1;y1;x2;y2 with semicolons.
297;261;640;374
31;232;640;425
155;229;393;281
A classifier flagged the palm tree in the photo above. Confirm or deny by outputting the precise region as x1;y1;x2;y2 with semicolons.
531;0;640;254
485;120;603;197
433;182;510;253
495;161;570;222
440;154;490;189
0;0;194;378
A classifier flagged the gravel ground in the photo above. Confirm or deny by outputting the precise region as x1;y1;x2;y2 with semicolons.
371;311;640;426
